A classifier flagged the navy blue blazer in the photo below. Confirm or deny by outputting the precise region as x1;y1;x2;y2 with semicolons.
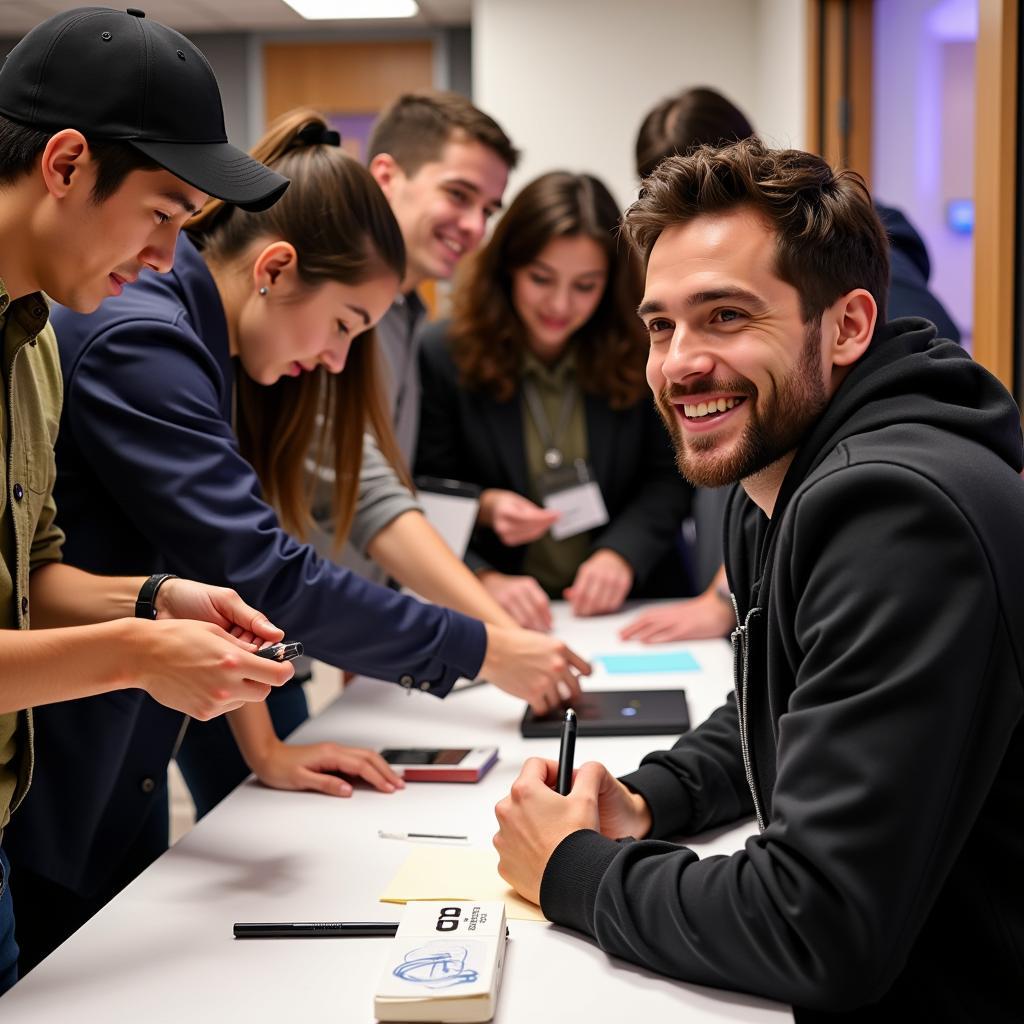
5;235;485;896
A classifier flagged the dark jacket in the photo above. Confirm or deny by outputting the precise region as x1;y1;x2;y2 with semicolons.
876;203;961;343
4;236;486;896
415;322;692;596
540;319;1024;1020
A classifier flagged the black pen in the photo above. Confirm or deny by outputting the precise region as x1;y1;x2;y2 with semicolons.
233;921;398;939
556;707;577;796
256;641;304;662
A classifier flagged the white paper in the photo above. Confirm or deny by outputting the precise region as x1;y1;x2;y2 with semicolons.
544;481;609;540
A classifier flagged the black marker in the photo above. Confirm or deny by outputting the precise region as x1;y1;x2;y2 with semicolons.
556;707;577;796
256;641;304;662
233;921;398;939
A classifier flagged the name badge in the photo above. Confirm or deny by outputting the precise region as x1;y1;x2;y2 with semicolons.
537;459;609;541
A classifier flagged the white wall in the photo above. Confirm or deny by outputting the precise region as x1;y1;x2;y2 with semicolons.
189;33;252;149
473;0;806;210
753;0;807;151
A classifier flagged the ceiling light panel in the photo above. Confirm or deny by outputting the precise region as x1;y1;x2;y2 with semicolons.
281;0;419;18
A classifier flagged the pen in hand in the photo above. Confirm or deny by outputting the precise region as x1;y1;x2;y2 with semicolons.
556;708;577;796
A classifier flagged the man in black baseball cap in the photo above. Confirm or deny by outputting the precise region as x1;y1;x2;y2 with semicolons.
0;9;293;994
0;6;287;214
0;7;288;312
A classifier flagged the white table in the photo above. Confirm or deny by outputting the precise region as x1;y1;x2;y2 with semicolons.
0;604;791;1022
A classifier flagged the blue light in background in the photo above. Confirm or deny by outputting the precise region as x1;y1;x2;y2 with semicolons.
946;199;974;235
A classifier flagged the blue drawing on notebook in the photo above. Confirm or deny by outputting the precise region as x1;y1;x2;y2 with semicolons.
596;651;699;674
393;942;480;988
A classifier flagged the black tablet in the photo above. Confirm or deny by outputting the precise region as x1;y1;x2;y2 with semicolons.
521;689;690;738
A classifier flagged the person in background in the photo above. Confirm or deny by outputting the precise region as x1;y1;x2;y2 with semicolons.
367;92;518;464
416;172;692;631
0;6;294;994
622;84;963;645
4;109;587;975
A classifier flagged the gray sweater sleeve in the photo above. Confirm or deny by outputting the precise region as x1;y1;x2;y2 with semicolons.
312;433;422;556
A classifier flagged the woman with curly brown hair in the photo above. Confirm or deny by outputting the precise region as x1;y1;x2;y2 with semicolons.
416;171;692;631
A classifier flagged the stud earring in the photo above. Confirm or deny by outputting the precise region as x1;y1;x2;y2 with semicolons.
258;286;269;296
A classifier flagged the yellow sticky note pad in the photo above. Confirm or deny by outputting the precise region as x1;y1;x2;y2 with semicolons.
379;846;547;923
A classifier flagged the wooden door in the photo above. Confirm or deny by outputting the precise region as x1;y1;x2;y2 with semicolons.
806;0;874;183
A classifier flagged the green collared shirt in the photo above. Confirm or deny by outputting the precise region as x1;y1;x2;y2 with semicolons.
520;347;591;595
0;277;65;834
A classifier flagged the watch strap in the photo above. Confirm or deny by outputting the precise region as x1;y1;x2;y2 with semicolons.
135;573;177;619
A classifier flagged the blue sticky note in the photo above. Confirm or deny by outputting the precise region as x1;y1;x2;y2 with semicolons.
595;651;699;674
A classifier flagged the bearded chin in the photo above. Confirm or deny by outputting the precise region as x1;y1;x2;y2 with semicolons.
655;318;828;489
672;423;773;489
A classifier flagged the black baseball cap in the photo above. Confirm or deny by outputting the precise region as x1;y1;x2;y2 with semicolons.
0;7;288;212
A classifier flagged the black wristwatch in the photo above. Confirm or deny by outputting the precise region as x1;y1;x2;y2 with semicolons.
135;573;177;619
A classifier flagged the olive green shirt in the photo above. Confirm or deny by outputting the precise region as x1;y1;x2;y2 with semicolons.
520;348;591;595
0;278;65;835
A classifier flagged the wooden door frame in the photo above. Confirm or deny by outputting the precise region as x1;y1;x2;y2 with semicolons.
973;0;1018;394
805;0;874;184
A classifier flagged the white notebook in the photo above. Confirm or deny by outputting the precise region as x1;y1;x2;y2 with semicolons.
374;900;508;1023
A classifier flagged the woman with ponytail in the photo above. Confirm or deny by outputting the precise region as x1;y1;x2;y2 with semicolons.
5;110;585;973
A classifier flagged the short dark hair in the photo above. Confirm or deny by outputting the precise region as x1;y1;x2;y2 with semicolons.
635;87;755;179
0;113;160;202
625;138;890;323
367;92;518;176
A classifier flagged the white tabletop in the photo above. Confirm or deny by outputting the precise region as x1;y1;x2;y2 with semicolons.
0;603;791;1022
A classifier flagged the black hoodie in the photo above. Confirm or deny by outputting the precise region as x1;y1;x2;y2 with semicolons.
540;320;1024;1021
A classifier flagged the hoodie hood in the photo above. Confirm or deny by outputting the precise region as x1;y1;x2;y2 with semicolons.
771;317;1023;526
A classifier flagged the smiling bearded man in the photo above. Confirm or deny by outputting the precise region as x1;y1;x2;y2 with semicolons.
490;138;1024;1022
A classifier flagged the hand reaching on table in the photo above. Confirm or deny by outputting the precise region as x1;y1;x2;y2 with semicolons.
480;625;591;714
619;588;734;644
479;571;553;632
246;739;405;797
564;549;634;617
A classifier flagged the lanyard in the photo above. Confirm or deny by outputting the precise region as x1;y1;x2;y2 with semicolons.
522;378;576;469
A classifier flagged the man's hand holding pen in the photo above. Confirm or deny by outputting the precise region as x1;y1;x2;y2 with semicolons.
493;758;602;905
493;757;653;907
128;578;294;719
127;619;293;720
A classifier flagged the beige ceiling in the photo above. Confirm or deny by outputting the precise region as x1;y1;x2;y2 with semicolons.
0;0;472;35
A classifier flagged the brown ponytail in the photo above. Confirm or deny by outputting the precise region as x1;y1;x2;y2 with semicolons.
187;107;409;550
